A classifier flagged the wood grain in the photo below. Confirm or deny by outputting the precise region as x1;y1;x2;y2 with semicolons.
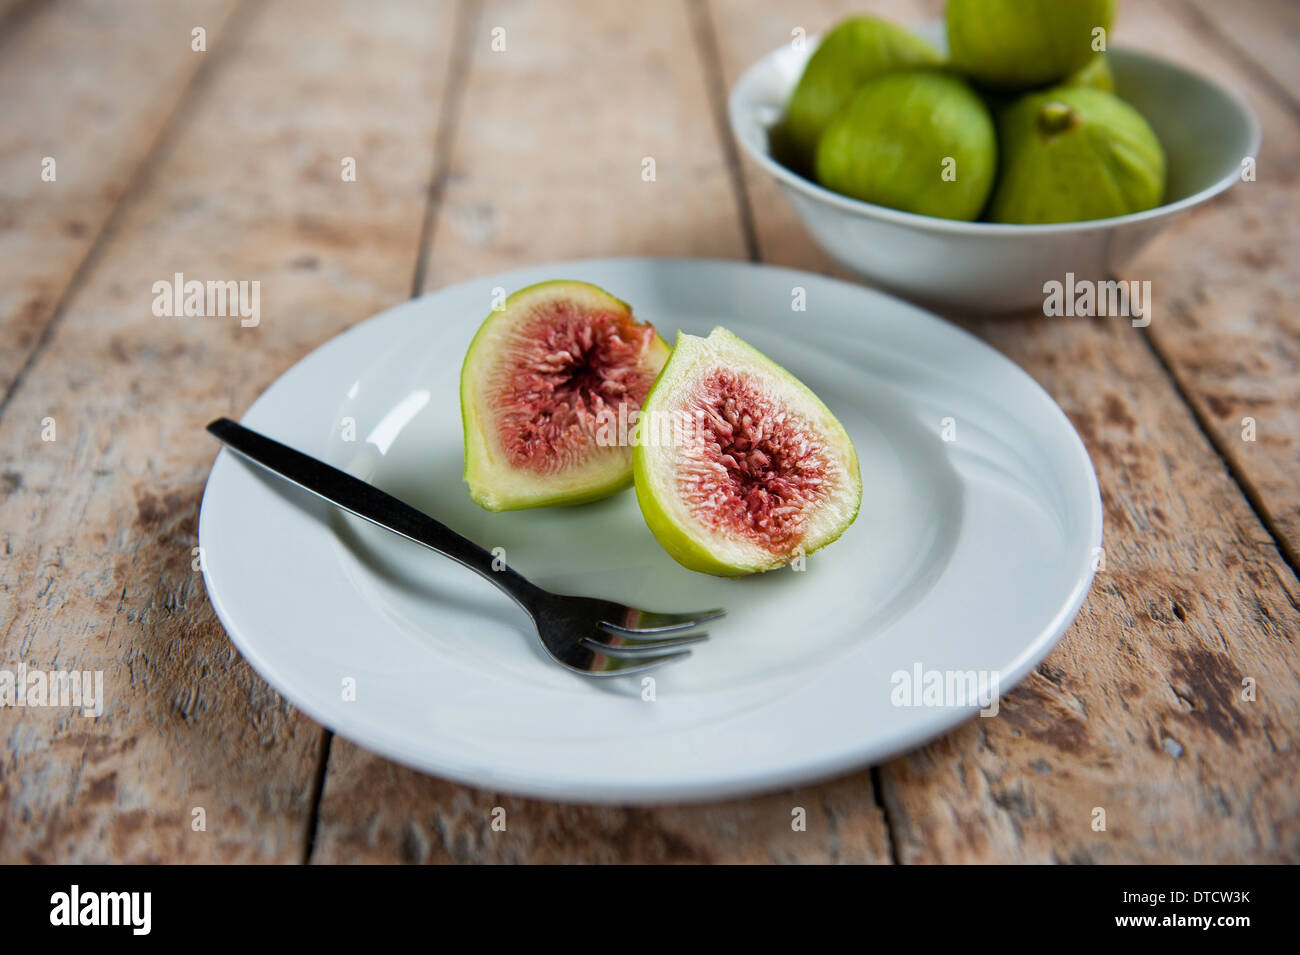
418;0;748;288
1185;0;1300;109
2;0;1296;864
876;315;1300;863
314;742;889;864
1115;0;1300;569
0;0;460;862
0;0;243;400
706;0;1300;862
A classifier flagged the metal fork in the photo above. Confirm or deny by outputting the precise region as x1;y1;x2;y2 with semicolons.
206;418;723;676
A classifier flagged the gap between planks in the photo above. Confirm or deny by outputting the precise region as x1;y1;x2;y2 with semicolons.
302;0;481;865
1130;0;1300;582
409;0;482;301
0;0;259;426
301;729;334;864
1137;327;1300;579
686;0;761;263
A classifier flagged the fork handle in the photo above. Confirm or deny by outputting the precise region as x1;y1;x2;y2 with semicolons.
206;417;548;614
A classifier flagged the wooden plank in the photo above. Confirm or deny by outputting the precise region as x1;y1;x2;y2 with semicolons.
1113;0;1300;569
707;0;1300;861
0;0;243;400
0;0;459;862
876;317;1300;863
315;743;889;863
309;0;894;864
1185;0;1300;107
418;0;748;288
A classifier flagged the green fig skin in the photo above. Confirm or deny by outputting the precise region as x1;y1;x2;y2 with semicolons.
780;16;943;175
977;53;1113;120
988;86;1166;225
635;453;752;578
980;55;1115;126
947;0;1117;90
1065;53;1115;93
814;71;997;221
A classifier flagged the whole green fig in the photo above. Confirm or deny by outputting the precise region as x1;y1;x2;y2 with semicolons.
815;71;997;221
778;16;943;174
947;0;1116;90
988;86;1165;224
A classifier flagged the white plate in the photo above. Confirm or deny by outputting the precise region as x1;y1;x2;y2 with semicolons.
199;258;1101;804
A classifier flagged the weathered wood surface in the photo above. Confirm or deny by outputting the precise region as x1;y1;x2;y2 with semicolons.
0;0;460;862
1119;0;1300;570
0;0;242;398
2;0;1298;863
1186;0;1300;108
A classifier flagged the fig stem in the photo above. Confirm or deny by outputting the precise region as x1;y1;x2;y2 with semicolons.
1036;101;1078;137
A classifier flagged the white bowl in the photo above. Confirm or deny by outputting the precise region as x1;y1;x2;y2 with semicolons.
729;25;1261;312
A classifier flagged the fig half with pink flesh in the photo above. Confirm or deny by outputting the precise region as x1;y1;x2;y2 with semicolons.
633;328;862;576
460;280;670;511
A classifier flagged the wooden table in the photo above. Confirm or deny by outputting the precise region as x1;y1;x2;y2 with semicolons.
1;0;1296;864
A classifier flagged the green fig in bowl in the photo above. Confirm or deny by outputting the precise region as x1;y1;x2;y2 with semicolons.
947;0;1116;90
1066;53;1115;93
989;85;1166;224
977;53;1113;121
814;70;997;221
728;16;1260;310
776;15;943;174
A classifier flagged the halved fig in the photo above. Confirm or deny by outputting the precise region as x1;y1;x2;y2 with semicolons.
460;280;670;511
633;327;862;576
